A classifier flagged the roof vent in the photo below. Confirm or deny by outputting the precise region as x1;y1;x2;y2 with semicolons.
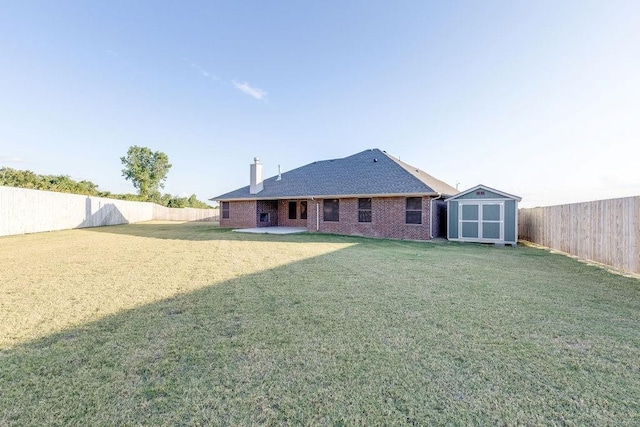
373;158;378;162
276;164;282;181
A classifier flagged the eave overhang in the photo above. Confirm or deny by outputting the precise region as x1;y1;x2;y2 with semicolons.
213;192;449;202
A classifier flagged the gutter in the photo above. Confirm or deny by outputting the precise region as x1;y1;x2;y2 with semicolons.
214;192;443;203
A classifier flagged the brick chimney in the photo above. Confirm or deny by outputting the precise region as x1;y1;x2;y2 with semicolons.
249;157;263;194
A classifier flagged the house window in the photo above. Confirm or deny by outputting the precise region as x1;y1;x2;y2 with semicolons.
288;201;297;220
358;198;372;222
222;202;230;219
323;199;339;222
405;197;422;224
300;201;307;220
259;213;269;222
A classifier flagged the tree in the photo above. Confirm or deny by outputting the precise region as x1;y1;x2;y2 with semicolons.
0;167;101;195
187;193;212;208
2;163;213;208
120;146;172;199
0;167;40;189
167;197;187;208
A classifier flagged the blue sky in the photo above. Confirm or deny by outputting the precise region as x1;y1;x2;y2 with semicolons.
1;1;638;207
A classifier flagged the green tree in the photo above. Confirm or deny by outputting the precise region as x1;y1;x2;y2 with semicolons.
187;193;212;208
0;167;101;195
167;197;187;208
160;193;173;206
1;164;213;208
0;167;40;189
120;146;172;200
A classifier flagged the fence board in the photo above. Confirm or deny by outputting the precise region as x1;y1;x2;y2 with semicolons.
0;186;219;236
519;196;640;275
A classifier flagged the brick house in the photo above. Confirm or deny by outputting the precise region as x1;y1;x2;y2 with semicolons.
212;149;458;240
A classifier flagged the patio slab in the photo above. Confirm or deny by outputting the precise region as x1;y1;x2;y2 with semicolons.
233;227;307;235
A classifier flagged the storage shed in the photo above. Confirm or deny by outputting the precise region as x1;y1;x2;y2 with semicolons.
446;185;521;246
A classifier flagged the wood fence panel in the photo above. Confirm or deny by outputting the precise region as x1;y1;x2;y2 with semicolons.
153;205;219;222
0;186;219;236
519;196;640;275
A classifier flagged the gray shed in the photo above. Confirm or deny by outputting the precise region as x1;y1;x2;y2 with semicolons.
445;184;522;246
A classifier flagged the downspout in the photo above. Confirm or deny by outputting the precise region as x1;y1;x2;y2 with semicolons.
430;193;443;239
311;197;319;231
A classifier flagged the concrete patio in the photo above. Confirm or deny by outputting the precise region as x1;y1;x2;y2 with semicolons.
233;226;307;235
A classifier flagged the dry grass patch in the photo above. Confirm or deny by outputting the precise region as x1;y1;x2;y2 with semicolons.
0;221;353;348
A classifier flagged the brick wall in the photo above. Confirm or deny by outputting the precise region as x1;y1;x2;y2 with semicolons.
220;200;257;228
277;199;309;227
222;196;434;239
306;199;319;233
306;196;432;240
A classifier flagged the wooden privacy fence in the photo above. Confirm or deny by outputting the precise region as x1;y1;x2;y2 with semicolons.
519;196;640;275
153;205;220;222
0;186;219;237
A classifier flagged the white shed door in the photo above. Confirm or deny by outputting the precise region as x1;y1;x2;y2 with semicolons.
459;202;504;241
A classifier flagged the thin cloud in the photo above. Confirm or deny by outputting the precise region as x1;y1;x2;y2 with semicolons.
189;62;218;80
232;80;267;100
0;155;25;164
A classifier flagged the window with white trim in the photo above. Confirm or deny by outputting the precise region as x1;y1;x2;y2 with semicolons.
405;197;422;224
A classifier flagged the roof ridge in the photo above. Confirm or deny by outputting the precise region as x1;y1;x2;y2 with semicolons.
303;148;377;166
212;148;458;200
382;151;458;195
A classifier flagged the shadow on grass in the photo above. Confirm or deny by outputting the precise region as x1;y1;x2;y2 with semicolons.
2;234;640;425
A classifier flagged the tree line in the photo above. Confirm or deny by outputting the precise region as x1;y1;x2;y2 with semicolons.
1;146;213;209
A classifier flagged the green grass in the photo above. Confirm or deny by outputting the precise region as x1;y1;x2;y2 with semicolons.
1;222;639;425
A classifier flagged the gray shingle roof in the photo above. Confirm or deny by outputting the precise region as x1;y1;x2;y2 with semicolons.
212;149;458;200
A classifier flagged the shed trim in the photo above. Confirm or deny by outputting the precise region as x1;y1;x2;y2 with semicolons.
455;200;505;242
445;184;521;202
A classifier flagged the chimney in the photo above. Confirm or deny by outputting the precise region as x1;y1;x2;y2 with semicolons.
249;157;263;194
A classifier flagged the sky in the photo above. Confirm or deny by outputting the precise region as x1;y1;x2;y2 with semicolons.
1;1;638;208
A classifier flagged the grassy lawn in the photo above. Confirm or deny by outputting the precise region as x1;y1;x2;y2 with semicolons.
1;222;639;425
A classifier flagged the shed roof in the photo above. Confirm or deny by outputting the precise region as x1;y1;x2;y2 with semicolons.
212;149;458;201
444;184;522;202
